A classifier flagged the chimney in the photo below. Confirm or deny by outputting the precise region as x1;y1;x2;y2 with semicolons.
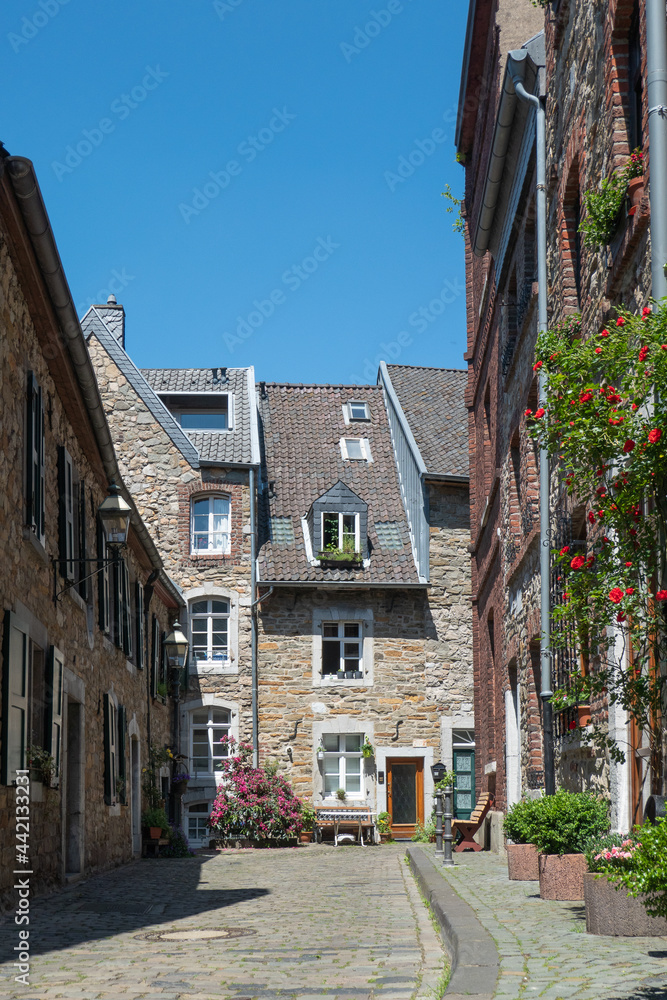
93;294;125;348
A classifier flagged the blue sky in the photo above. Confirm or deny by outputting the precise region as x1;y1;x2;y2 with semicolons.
1;0;469;385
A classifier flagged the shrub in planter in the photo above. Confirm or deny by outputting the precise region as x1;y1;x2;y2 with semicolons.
503;798;542;880
528;791;609;900
209;736;303;843
142;807;168;838
598;818;667;923
582;831;667;935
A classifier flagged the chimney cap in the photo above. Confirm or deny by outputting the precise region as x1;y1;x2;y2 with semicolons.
107;294;117;305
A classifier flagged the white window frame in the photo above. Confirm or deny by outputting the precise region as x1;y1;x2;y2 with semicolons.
190;495;231;555
186;801;212;846
321;511;360;553
189;706;231;775
321;733;364;800
321;621;363;676
189;598;230;669
339;437;372;462
348;401;370;421
312;607;374;688
159;391;233;431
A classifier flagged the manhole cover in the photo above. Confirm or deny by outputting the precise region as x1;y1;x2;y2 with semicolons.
138;927;255;942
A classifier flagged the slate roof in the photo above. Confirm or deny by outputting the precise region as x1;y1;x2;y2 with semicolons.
139;367;258;466
257;384;421;586
384;365;469;479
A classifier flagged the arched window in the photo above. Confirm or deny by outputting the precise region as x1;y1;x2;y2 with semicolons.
190;706;231;773
190;599;230;666
190;495;230;554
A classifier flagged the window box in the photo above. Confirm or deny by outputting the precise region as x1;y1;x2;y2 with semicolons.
317;551;363;568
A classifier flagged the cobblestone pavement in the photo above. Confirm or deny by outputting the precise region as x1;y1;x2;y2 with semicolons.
0;845;446;1000
421;846;667;1000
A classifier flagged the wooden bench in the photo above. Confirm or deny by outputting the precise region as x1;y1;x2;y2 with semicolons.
142;837;169;857
314;807;376;846
451;792;494;852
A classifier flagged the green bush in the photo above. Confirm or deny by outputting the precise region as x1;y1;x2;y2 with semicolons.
530;790;609;855
160;825;196;857
503;797;542;845
142;806;168;832
584;831;640;874
606;818;667;920
411;819;436;843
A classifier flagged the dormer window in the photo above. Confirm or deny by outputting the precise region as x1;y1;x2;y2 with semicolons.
308;480;368;563
179;410;227;430
157;392;232;432
340;437;371;462
322;512;359;554
345;401;370;422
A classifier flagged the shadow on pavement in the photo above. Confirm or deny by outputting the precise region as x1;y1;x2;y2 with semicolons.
0;854;269;961
603;981;667;1000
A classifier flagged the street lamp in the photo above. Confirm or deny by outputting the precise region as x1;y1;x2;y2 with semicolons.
98;481;132;548
164;622;189;668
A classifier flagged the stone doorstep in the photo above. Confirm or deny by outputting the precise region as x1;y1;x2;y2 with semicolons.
406;846;500;999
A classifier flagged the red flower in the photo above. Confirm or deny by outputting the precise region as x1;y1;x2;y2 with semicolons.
632;403;638;410
609;588;625;604
623;439;635;453
657;591;667;601
642;306;651;318
524;409;533;417
648;428;662;444
570;555;585;570
638;346;649;362
629;529;637;537
568;720;577;730
625;561;633;568
597;510;605;519
595;347;602;354
533;361;543;371
626;587;635;595
596;486;606;496
534;407;546;419
616;317;625;327
550;352;558;360
579;391;593;403
617;611;626;623
600;329;609;338
607;393;622;404
588;511;595;524
560;545;570;555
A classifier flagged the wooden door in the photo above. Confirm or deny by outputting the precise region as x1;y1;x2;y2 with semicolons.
387;758;424;838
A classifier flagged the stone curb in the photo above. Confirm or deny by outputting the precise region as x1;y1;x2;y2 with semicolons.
406;846;499;1000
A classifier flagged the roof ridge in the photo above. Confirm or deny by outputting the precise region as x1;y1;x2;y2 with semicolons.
259;382;381;389
386;363;467;374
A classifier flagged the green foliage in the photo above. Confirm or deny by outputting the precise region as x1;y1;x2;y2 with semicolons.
377;811;392;835
361;739;375;758
579;149;644;250
27;745;57;785
584;831;640;874
441;183;464;235
336;787;346;800
142;806;168;832
434;772;456;792
605;817;667;919
411;818;436;842
160;825;196;857
529;302;667;764
503;797;542;845
300;803;316;831
527;790;609;855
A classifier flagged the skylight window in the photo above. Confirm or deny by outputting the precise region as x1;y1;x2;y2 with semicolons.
179;411;227;430
270;516;295;545
349;402;370;421
340;438;372;462
375;521;403;549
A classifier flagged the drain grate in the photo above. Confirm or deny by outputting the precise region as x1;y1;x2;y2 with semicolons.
138;926;256;942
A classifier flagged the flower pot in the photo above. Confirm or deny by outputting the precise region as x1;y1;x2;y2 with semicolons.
507;843;539;881
148;826;162;841
172;780;188;795
627;176;644;215
539;853;588;900
584;873;667;936
299;831;312;844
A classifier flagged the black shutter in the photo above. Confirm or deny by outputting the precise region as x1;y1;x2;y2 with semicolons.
150;615;159;699
117;705;127;805
97;519;109;633
135;582;144;670
103;693;112;805
78;485;88;600
57;446;68;578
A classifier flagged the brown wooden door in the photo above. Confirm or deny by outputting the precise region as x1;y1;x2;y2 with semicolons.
387;758;424;838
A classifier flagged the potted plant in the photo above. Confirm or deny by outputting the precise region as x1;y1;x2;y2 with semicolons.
142;806;168;841
530;790;609;900
336;788;346;801
583;830;667;935
316;744;325;761
172;771;191;795
377;811;392;843
27;745;57;787
299;803;316;844
579;148;644;250
503;798;541;881
361;738;374;759
317;538;363;567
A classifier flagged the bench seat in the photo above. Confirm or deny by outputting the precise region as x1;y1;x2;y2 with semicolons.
314;807;376;846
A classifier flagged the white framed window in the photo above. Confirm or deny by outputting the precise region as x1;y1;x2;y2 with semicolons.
322;733;363;798
190;599;229;667
348;401;370;421
191;496;231;554
178;410;228;430
187;801;212;846
340;437;372;462
190;707;231;773
321;512;359;553
322;622;363;677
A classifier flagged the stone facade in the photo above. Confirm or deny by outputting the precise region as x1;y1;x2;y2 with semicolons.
0;161;180;910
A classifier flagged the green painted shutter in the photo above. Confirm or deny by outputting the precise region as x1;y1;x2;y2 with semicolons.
117;705;127;804
1;611;29;784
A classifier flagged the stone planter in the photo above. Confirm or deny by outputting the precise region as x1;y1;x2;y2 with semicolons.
507;843;539;881
539;853;588;900
584;873;667;936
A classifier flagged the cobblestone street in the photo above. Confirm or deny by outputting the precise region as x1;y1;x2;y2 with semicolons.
0;845;445;1000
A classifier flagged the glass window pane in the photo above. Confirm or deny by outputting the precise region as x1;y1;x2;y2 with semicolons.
191;601;208;615
342;514;356;535
322;642;340;675
323;623;338;637
345;439;363;460
212;709;230;723
181;412;227;430
350;402;367;420
192;710;208;724
213;498;229;514
192;755;208;770
345;734;363;753
323;758;340;776
323;513;339;548
193;534;208;550
190;802;209;813
343;642;360;659
346;756;361;774
344;623;360;638
345;774;361;793
322;734;339;752
211;601;229;615
324;774;339;795
194;499;209;516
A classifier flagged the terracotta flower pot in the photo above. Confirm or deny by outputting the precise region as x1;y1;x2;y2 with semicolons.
539;853;588;900
148;826;162;840
627;176;644;215
584;873;667;936
507;843;539;881
299;831;312;844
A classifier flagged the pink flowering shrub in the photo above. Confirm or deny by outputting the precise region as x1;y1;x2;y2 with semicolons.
208;736;304;841
584;832;640;874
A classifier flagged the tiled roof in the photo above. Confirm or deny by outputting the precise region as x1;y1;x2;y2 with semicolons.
385;365;469;478
140;367;256;466
257;384;420;585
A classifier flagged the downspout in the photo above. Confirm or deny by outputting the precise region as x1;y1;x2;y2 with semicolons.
250;466;259;768
646;0;667;299
509;64;555;795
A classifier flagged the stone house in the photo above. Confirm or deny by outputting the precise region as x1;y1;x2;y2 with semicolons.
458;0;655;835
255;368;472;834
0;152;183;909
85;312;261;847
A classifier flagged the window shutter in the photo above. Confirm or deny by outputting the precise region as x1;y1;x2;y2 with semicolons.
150;615;159;699
112;559;123;647
135;582;144;670
26;373;45;543
78;485;88;600
57;447;76;581
1;611;29;785
45;646;64;786
97;519;110;633
103;693;117;805
122;562;133;658
117;705;127;804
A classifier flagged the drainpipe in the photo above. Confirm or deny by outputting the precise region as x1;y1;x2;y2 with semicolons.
250;466;259;768
509;62;555;796
646;0;667;300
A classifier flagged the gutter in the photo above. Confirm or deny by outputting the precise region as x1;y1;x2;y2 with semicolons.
250;465;259;767
5;156;181;608
646;0;667;298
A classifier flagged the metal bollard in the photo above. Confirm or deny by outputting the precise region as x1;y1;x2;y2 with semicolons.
434;787;444;858
443;784;454;865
